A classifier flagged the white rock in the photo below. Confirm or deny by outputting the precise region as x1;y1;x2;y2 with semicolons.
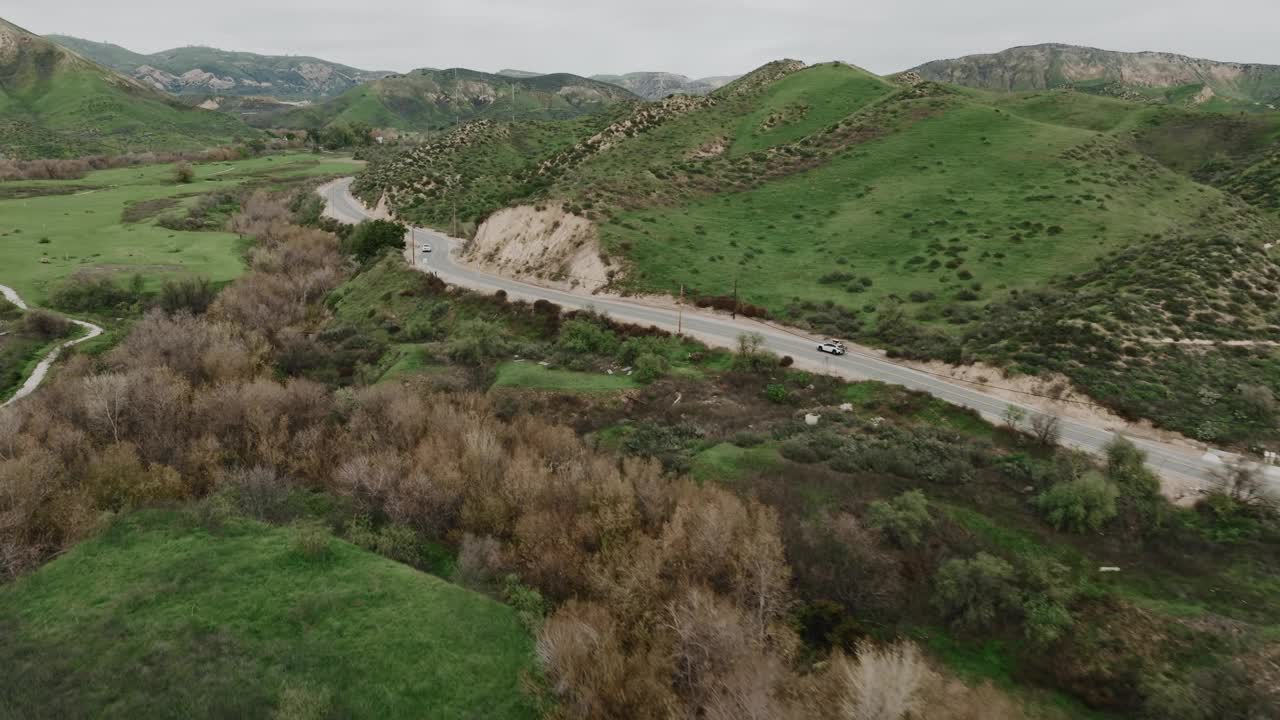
804;414;820;426
839;403;854;412
1099;567;1121;573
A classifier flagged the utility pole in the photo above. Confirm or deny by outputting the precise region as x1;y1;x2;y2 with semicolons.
511;82;516;123
677;283;684;336
731;274;739;319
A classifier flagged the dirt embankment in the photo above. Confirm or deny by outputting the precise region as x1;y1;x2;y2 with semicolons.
461;205;619;292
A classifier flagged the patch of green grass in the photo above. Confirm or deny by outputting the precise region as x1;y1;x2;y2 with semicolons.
0;509;538;720
492;361;639;392
0;153;361;305
376;343;443;382
690;441;780;483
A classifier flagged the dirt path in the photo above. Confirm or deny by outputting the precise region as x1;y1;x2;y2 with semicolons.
0;285;104;409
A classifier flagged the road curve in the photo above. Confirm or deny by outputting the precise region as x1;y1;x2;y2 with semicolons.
319;178;1277;496
1;285;104;409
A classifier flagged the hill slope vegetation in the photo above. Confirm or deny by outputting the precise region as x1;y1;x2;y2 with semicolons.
0;17;255;158
357;59;1280;445
0;510;537;719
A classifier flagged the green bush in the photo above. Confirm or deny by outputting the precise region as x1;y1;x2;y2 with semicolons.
933;552;1021;630
158;276;216;315
445;318;513;365
1105;435;1166;528
765;383;789;404
557;318;618;356
633;352;669;383
867;490;934;548
502;574;548;632
1036;472;1119;533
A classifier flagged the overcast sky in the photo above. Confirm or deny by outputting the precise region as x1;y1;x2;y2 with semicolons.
7;1;1279;78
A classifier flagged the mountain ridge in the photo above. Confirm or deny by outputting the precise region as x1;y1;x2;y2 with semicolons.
909;43;1280;109
1;17;256;158
47;35;391;101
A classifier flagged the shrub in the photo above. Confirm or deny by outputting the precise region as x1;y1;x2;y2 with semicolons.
21;309;71;340
446;318;513;365
503;574;549;632
174;162;194;184
158;276;216;315
765;383;789;404
933;553;1020;630
291;520;332;561
1036;473;1119;533
780;439;820;464
867;490;934;548
557;318;619;356
633;352;669;383
831;641;935;720
49;274;140;314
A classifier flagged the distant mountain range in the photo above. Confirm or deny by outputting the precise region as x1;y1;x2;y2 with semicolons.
497;69;739;100
48;35;391;101
909;43;1280;110
267;67;638;130
0;18;255;158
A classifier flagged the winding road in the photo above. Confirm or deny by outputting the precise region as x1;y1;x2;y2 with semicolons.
1;285;103;409
320;178;1278;497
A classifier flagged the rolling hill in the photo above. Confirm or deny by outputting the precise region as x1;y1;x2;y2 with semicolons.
909;43;1280;111
356;59;1280;444
0;17;256;158
270;67;638;131
0;510;537;719
48;35;390;101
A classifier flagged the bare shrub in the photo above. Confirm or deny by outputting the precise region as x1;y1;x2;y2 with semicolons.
832;641;936;720
174;162;194;184
456;533;507;590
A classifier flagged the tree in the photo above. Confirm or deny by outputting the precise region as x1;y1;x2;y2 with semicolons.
346;219;407;262
634;352;669;384
158;276;216;315
1029;412;1061;447
867;490;934;548
933;553;1020;630
1035;473;1119;533
1001;405;1026;431
174;162;194;184
1210;459;1277;514
732;332;774;372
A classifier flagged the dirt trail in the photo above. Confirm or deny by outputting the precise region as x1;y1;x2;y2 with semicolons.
0;284;103;408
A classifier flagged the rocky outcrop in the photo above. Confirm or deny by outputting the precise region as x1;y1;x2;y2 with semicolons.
462;205;618;291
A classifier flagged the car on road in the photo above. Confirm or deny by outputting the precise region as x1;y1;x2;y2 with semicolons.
420;244;433;253
817;340;846;355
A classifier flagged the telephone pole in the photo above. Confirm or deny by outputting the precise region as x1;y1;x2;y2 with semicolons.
677;283;684;336
731;274;739;319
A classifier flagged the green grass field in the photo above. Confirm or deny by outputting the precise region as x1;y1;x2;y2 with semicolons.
492;361;640;392
0;510;538;720
0;153;361;305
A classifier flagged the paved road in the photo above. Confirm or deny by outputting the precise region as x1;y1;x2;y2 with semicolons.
1;284;103;409
320;178;1277;496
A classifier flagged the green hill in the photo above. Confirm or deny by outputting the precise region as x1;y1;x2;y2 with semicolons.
357;59;1280;444
910;43;1280;112
48;35;390;101
273;67;638;131
0;510;537;719
0;17;257;158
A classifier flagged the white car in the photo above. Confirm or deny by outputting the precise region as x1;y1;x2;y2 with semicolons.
817;340;846;355
420;244;433;253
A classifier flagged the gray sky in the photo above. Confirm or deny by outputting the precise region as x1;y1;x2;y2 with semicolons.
6;0;1278;78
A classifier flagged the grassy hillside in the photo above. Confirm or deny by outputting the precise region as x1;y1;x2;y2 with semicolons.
0;18;257;158
910;43;1280;111
273;67;636;131
49;35;389;101
0;153;361;306
0;510;537;719
357;60;1280;444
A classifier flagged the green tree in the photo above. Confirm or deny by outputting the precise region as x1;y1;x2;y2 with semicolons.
1105;435;1166;529
633;352;669;383
933;552;1020;630
346;220;407;262
867;490;934;548
1036;472;1119;533
556;318;618;355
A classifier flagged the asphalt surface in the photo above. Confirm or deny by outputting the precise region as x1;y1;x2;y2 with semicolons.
320;177;1278;496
